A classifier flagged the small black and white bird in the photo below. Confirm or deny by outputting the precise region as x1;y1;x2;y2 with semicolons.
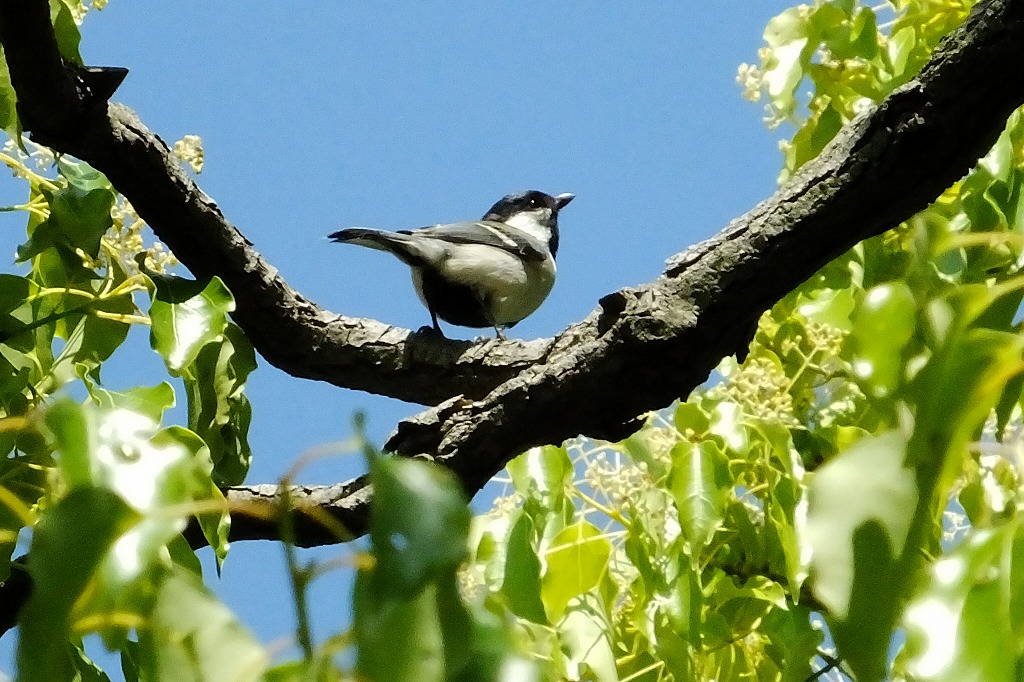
329;190;574;339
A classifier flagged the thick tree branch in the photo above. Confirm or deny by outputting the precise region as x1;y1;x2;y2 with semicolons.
0;0;1022;547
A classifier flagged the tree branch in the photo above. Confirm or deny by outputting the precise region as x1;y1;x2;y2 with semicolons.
0;0;1022;546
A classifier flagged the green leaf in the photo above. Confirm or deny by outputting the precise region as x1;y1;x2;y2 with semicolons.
0;274;34;335
623;487;680;596
674;401;711;435
507;444;572;508
54;285;135;382
264;655;343;682
993;370;1024;441
67;642;114;682
120;640;142;682
653;619;695;681
620;420;674;483
42;401;223;640
148;275;233;373
761;7;811;117
86;381;176;424
183;323;255;486
669;440;731;549
435;573;524;682
44;399;93;489
849;282;917;397
557;593;617;682
806;428;918;682
761;605;822;682
902;518;1023;681
56;157;113;194
369;454;471;596
850;8;879;59
17;180;114;263
0;453;45;579
49;0;83;64
766;473;807;598
501;512;547;624
353;569;445;682
541;521;612;622
16;487;137;682
136;567;266;681
0;49;19;139
887;26;916;78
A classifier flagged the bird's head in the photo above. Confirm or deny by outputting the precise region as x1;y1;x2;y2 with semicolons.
483;190;575;256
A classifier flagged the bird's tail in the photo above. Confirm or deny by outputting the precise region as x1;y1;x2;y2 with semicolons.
328;228;432;267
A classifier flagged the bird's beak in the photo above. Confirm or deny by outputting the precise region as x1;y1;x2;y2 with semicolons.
555;193;575;210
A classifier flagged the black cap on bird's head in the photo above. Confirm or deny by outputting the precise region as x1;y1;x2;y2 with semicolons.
483;190;574;257
483;190;574;222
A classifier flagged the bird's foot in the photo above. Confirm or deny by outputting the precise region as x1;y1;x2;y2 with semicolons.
415;324;446;339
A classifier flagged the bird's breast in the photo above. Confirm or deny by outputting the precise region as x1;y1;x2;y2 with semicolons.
416;246;556;327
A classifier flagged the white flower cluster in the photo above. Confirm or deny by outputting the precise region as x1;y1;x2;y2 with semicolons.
173;135;205;174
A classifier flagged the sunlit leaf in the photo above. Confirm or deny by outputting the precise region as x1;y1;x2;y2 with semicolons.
903;519;1023;681
806;428;918;682
86;381;176;424
507;444;572;507
49;0;83;64
369;453;470;596
0;51;19;139
501;512;546;624
762;7;811;117
148;275;233;374
669;440;731;548
849;282;917;397
44;399;92;489
558;593;616;682
16;487;137;682
541;521;612;623
136;567;266;681
184;323;255;486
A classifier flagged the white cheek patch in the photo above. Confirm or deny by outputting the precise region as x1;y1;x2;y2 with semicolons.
502;208;552;244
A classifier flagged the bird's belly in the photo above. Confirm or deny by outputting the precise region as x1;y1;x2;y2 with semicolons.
412;269;491;327
486;260;555;325
413;247;556;327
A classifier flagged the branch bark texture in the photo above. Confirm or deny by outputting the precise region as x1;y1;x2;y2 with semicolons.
1;0;1023;554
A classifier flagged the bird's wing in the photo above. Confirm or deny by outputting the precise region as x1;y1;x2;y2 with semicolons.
401;221;548;262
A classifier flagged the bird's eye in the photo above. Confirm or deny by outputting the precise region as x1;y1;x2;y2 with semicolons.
528;197;540;208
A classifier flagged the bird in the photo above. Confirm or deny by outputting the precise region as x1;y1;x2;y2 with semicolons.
328;190;574;340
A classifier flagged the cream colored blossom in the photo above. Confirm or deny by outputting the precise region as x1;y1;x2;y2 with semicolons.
173;135;205;174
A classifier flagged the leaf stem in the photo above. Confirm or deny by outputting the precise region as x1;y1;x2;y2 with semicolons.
0;152;59;192
278;482;315;661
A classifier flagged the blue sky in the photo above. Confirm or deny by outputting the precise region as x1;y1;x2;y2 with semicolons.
0;1;797;675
